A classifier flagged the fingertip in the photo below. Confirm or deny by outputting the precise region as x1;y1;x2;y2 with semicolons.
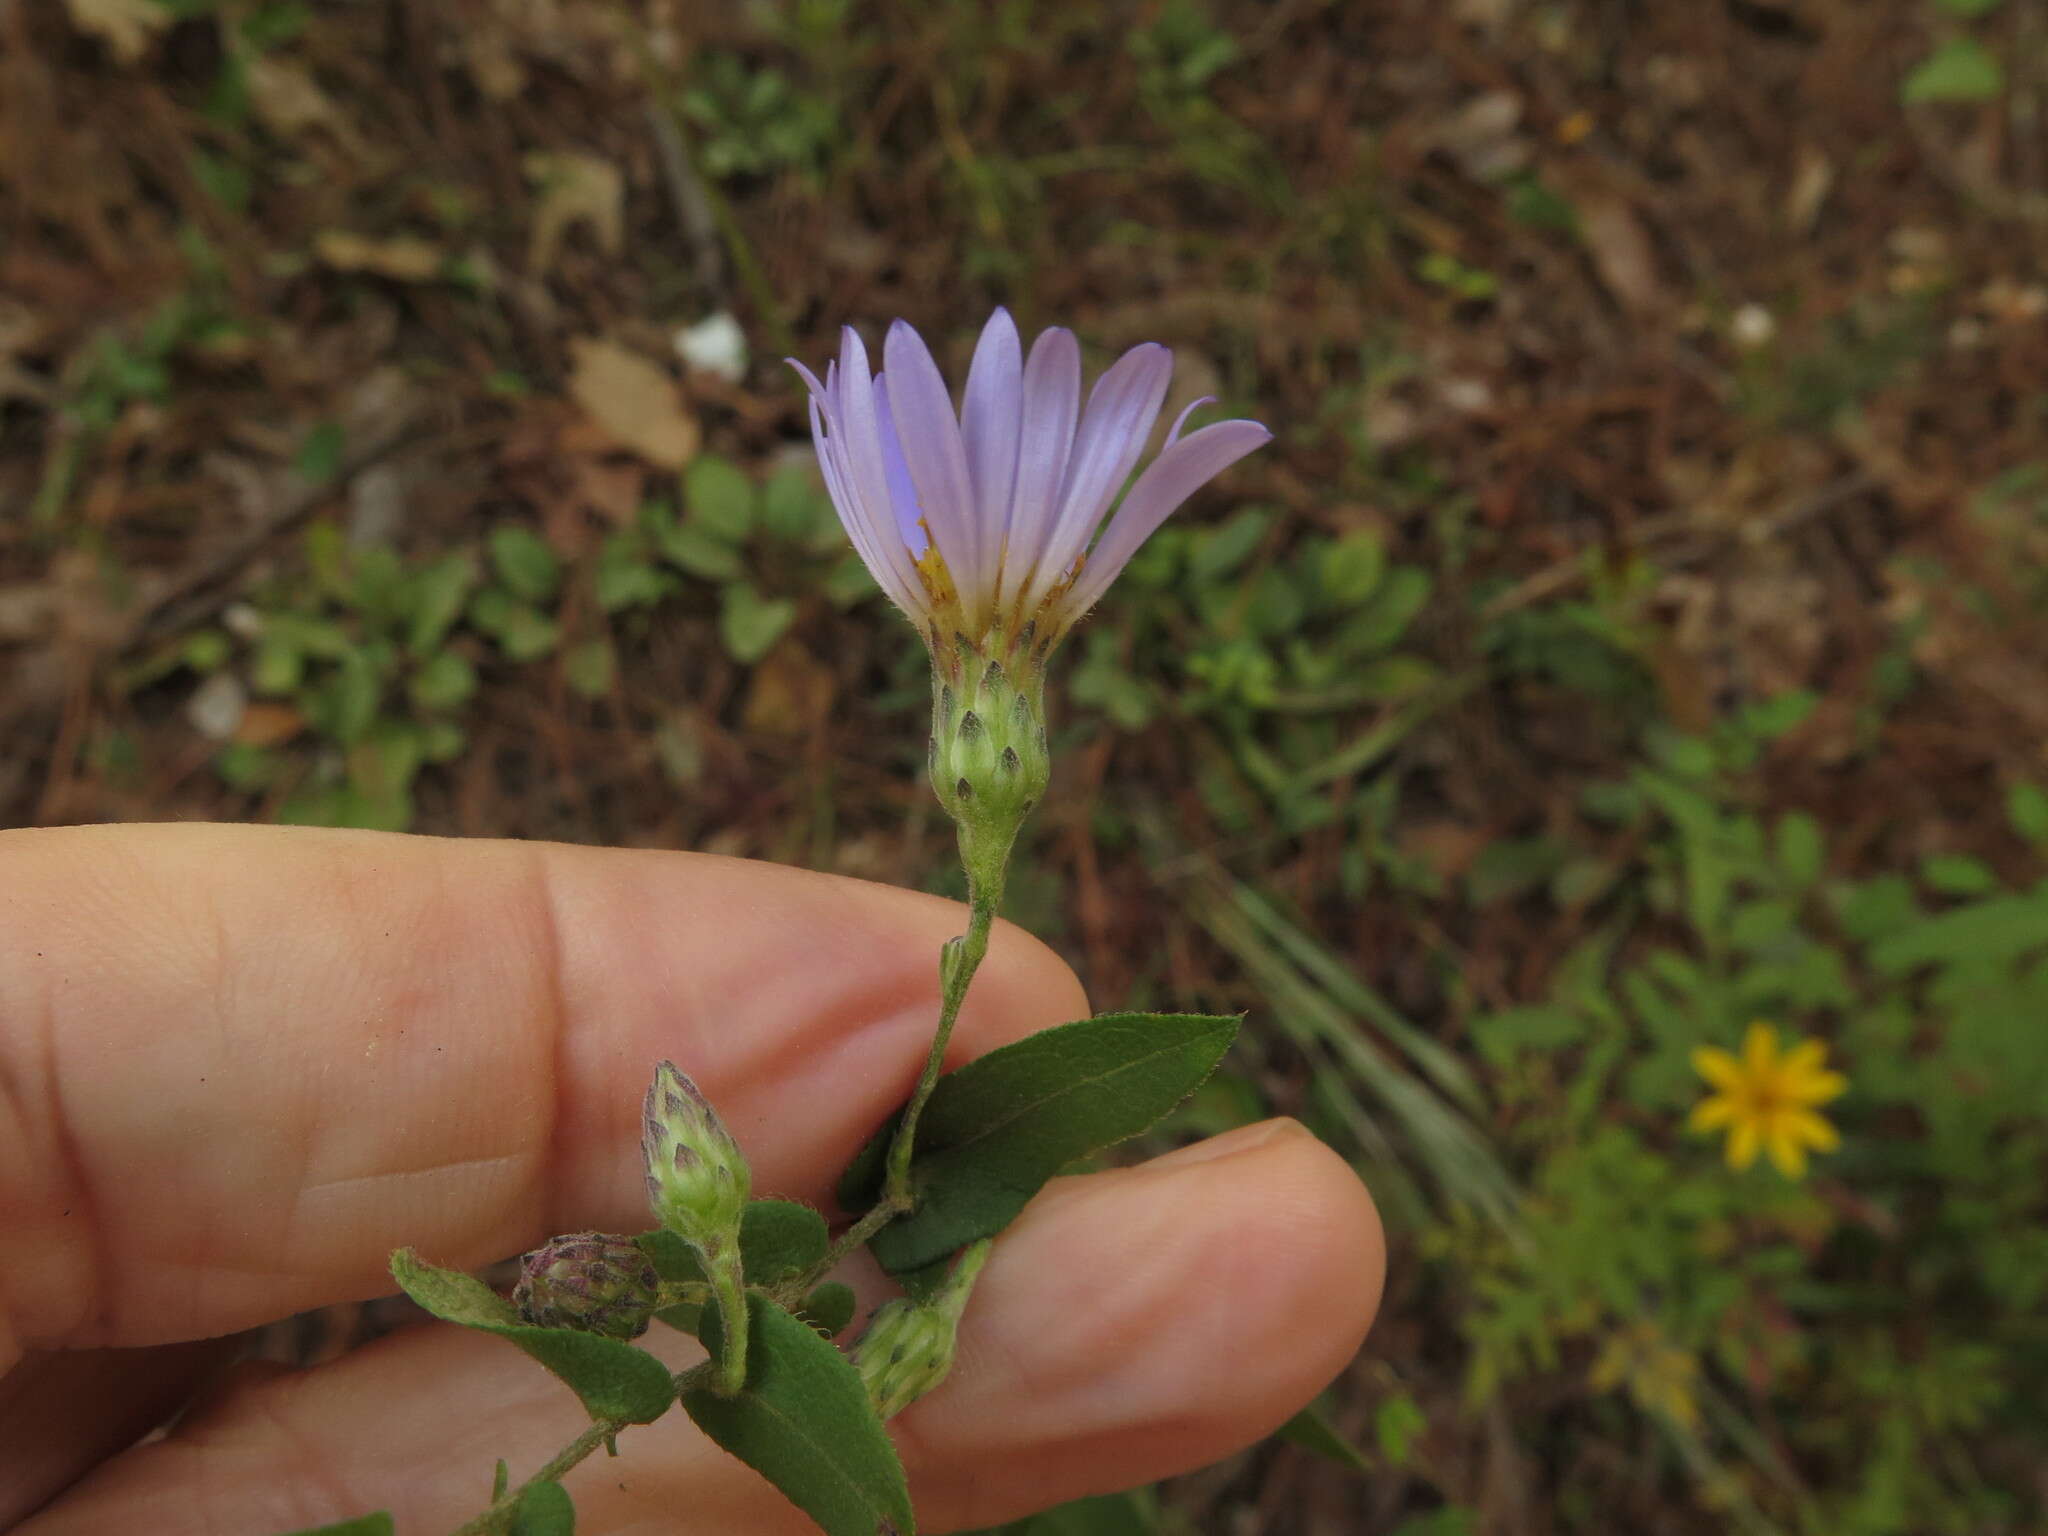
900;1118;1384;1528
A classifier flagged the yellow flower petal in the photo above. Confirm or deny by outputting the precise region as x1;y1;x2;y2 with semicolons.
1781;1038;1827;1077
1726;1119;1762;1170
1692;1046;1744;1091
1767;1123;1810;1179
1742;1022;1779;1074
1786;1108;1841;1153
1787;1068;1848;1106
1689;1096;1738;1132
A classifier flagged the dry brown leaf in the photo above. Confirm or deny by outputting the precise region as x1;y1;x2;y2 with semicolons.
742;643;835;737
63;0;169;63
464;27;527;101
524;151;624;273
314;231;445;283
234;703;305;749
566;338;699;470
248;57;370;162
1575;191;1663;316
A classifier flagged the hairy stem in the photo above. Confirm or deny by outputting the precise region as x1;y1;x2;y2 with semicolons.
884;878;1002;1206
446;1418;626;1536
708;1249;750;1395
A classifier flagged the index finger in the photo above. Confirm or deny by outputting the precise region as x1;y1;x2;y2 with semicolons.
0;823;1087;1362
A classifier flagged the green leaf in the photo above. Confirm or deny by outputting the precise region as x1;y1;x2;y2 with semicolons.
1775;811;1824;888
685;455;757;542
215;741;277;792
471;589;561;661
1276;1398;1372;1474
1317;531;1384;608
797;1281;857;1338
563;639;616;699
1338;565;1430;653
822;553;879;609
489;526;562;604
511;1479;575;1536
841;1011;1241;1276
1901;37;2004;103
682;1293;915;1536
252;635;304;694
594;533;675;612
181;628;231;671
273;1516;395;1536
720;582;796;664
2007;782;2048;843
635;1227;706;1284
740;1199;829;1282
408;650;476;710
300;649;383;744
390;1250;674;1424
1375;1392;1428;1468
760;464;838;549
1188;507;1269;582
655;520;746;582
1867;894;2048;973
1920;852;1998;897
404;553;479;655
294;420;347;485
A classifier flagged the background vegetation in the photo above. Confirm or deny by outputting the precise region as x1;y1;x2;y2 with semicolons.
4;0;2046;1531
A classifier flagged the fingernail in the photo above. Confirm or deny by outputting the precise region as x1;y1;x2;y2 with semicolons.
1148;1117;1306;1170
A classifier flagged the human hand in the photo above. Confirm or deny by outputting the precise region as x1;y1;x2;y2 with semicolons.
0;823;1383;1534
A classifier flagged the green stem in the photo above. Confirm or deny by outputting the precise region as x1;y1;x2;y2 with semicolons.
446;1418;625;1536
884;877;1003;1206
779;834;1013;1302
787;1197;901;1301
708;1249;749;1396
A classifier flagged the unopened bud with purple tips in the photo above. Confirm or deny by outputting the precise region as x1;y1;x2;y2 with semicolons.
512;1231;661;1340
642;1060;750;1261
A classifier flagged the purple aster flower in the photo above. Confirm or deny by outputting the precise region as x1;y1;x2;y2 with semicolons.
790;308;1271;659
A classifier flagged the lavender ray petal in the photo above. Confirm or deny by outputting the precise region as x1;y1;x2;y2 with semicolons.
829;327;929;618
1163;394;1214;449
883;319;987;628
995;326;1082;617
786;358;832;409
1060;419;1272;622
810;396;925;620
1017;342;1172;618
872;376;932;559
959;308;1024;602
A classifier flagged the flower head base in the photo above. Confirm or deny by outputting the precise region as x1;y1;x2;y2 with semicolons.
1690;1022;1846;1178
512;1232;662;1340
642;1061;750;1260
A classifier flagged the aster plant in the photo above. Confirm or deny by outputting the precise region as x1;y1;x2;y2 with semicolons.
339;312;1269;1536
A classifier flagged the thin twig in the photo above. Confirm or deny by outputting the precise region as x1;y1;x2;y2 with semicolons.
116;423;428;657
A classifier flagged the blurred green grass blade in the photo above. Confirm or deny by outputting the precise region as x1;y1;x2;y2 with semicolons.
1230;882;1489;1119
1144;819;1524;1242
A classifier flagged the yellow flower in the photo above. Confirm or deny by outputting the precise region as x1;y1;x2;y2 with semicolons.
1690;1022;1846;1178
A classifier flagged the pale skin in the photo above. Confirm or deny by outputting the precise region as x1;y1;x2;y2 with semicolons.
0;824;1385;1534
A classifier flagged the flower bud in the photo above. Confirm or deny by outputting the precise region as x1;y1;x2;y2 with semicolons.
512;1231;660;1340
928;646;1050;893
642;1061;750;1260
851;1239;992;1418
